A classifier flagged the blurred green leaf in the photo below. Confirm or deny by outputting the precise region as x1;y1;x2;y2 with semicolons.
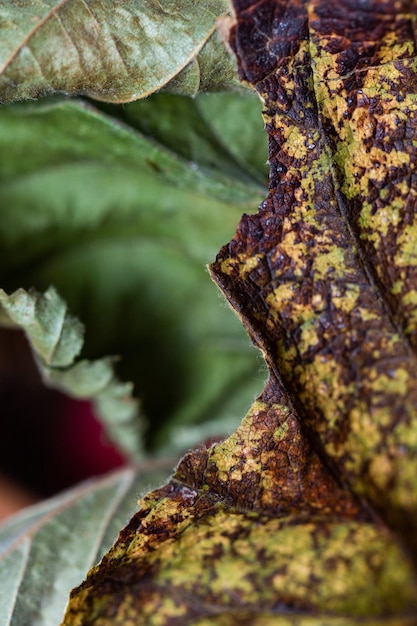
117;90;268;184
0;95;267;451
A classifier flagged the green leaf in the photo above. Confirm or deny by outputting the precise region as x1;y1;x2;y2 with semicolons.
0;464;174;626
0;0;236;104
0;286;142;460
0;95;267;451
196;92;269;182
161;28;243;96
0;285;83;368
115;90;268;185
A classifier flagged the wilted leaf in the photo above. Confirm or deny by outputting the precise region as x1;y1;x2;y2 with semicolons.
0;0;237;104
0;463;173;626
62;0;417;623
0;95;266;451
212;0;417;550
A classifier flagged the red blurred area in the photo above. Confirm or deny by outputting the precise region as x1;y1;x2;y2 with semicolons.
0;328;126;520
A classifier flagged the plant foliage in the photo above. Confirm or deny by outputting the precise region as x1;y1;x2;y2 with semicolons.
2;0;417;625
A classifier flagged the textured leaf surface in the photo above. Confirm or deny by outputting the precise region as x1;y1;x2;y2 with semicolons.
212;0;417;549
0;94;266;451
0;0;238;104
62;0;417;623
0;464;173;626
62;390;417;625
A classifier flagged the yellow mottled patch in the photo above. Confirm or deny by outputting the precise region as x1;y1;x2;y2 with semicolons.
365;65;416;103
330;282;360;313
273;419;290;442
342;144;410;199
208;401;274;481
124;496;192;560
267;289;319;346
394;224;417;267
266;283;295;308
276;227;309;277
371;369;410;396
93;595;141;626
404;289;417;334
302;355;344;399
293;159;332;225
359;200;402;243
375;32;414;63
390;417;417;453
346;404;387;468
299;318;320;353
154;597;187;624
219;253;265;279
356;307;380;322
311;44;340;84
392;279;404;295
143;508;417;617
284;125;310;161
196;617;417;626
219;257;240;275
311;292;324;311
383;429;417;512
368;454;395;492
297;356;354;441
312;244;346;280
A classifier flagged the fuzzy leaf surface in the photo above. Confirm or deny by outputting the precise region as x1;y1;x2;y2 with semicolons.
62;0;417;624
0;0;239;104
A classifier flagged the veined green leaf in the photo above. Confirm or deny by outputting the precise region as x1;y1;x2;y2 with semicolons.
0;464;173;626
0;0;235;104
116;90;268;185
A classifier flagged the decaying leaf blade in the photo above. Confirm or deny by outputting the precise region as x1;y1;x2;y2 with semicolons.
211;0;417;550
62;384;417;624
61;0;417;623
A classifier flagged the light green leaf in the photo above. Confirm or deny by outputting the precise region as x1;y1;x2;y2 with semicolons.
0;464;174;626
0;286;83;368
0;286;142;460
0;95;266;451
0;0;235;104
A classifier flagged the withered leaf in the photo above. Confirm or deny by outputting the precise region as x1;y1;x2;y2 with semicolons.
61;0;417;623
